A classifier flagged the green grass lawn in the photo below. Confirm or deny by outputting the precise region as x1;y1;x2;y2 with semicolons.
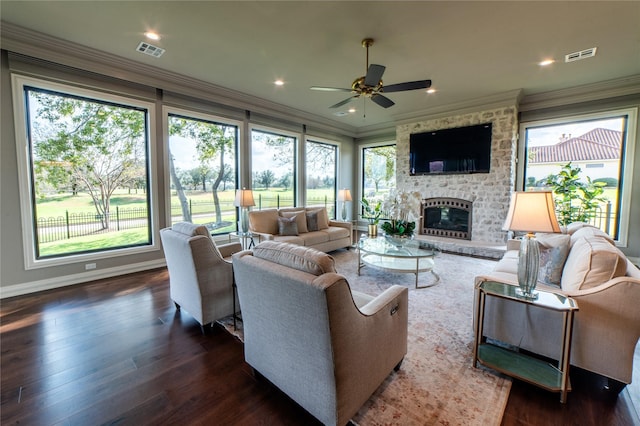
38;228;150;257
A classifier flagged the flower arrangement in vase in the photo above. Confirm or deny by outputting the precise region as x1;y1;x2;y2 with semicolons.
380;189;421;246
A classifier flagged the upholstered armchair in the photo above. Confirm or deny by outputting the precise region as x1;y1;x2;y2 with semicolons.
232;241;408;426
160;222;241;332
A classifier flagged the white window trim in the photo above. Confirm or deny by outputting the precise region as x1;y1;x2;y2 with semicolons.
11;74;160;269
517;107;637;247
162;106;243;228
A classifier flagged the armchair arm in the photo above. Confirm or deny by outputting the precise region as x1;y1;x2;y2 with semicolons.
217;241;242;259
329;220;352;233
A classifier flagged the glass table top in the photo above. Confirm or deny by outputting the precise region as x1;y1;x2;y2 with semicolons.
478;280;578;311
358;236;440;259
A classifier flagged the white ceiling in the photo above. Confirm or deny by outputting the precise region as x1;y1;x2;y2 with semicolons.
2;1;639;133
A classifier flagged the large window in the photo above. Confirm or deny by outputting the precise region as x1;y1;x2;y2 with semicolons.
305;140;337;217
520;108;637;244
13;76;156;267
251;128;296;209
362;144;396;202
167;112;238;235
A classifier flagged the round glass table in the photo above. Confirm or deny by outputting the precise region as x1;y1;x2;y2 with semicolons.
357;236;441;288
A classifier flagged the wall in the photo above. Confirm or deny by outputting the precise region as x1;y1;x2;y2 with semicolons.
395;106;519;243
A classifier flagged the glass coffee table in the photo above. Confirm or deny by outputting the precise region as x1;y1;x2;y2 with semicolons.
357;236;440;289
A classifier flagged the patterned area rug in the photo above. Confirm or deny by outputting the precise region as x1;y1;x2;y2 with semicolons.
219;248;511;425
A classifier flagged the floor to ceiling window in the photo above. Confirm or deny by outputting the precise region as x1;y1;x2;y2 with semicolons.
251;128;296;209
167;111;238;235
520;108;637;243
305;139;337;217
362;144;396;202
13;75;156;267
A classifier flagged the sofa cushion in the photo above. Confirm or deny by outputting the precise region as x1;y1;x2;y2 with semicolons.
280;210;308;233
278;216;299;236
306;211;319;231
299;231;330;246
536;233;570;286
252;241;336;275
561;236;628;291
307;208;329;230
570;226;614;246
323;226;350;241
250;209;280;235
565;222;595;235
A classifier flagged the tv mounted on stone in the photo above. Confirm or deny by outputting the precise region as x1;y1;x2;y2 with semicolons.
409;123;492;175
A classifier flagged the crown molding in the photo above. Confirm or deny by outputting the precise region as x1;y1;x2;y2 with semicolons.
1;22;358;138
519;74;640;112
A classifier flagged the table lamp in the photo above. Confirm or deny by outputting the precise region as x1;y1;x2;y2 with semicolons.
337;188;352;221
234;188;255;234
503;191;561;300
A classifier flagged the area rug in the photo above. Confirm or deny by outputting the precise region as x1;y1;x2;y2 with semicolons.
219;249;512;425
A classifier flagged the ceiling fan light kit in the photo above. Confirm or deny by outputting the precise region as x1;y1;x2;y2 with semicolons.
311;38;432;110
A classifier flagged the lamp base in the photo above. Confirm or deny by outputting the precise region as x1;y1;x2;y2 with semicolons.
517;233;540;301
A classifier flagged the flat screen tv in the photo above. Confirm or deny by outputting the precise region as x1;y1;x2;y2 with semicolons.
409;123;492;175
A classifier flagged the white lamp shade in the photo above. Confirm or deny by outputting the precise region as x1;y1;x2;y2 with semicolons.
337;189;352;202
234;188;255;207
503;191;561;233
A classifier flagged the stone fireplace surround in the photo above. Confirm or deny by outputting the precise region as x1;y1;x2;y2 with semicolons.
395;105;519;257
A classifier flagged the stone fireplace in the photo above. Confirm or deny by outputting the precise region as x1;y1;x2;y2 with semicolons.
420;198;472;240
395;104;519;245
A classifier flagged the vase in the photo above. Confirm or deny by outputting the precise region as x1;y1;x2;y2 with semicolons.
384;233;414;249
368;224;378;237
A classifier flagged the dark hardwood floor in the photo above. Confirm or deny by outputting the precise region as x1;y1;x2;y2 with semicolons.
1;268;638;425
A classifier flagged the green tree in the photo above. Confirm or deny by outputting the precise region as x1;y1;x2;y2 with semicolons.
30;91;147;230
257;170;276;190
544;162;606;226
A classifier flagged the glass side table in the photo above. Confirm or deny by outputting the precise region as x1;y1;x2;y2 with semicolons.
473;280;579;403
229;231;260;250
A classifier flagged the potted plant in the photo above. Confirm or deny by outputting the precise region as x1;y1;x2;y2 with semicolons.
361;197;382;236
380;190;421;247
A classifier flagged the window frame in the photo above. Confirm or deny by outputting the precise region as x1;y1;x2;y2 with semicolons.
162;106;242;233
304;137;338;216
360;142;397;203
517;107;637;247
11;74;160;270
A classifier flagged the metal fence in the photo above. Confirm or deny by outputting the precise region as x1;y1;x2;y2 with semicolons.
37;207;149;243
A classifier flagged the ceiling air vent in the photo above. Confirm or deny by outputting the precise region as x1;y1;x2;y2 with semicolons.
565;47;597;63
136;41;165;58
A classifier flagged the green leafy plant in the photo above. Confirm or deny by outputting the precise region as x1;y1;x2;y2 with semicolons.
380;219;416;236
544;162;606;226
380;189;421;236
360;197;382;225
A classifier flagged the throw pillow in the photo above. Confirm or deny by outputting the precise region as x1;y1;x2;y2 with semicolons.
278;216;299;236
536;233;571;286
306;211;319;232
307;208;330;229
280;210;308;233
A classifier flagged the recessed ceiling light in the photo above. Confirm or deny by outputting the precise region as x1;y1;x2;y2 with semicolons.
539;59;555;66
274;80;284;86
426;88;436;94
348;107;356;113
144;31;160;41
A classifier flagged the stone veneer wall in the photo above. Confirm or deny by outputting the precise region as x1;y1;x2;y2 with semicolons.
396;106;519;243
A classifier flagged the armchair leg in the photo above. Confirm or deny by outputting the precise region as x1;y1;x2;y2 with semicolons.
394;358;404;372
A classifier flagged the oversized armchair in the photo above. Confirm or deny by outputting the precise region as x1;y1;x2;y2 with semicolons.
160;222;241;332
232;241;408;426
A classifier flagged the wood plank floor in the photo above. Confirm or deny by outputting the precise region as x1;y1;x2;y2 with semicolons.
1;268;638;425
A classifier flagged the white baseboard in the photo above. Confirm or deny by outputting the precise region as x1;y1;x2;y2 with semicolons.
0;259;167;299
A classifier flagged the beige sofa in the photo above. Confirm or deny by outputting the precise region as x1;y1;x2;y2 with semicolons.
475;223;640;388
248;206;352;252
232;241;408;426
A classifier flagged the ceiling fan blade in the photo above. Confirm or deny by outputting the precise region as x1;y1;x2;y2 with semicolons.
382;80;432;93
371;94;395;108
310;86;353;92
330;96;359;109
364;64;386;87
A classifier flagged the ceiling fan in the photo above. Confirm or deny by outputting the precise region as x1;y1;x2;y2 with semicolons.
311;38;432;109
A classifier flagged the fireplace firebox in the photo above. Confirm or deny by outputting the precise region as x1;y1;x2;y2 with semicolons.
420;198;472;240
